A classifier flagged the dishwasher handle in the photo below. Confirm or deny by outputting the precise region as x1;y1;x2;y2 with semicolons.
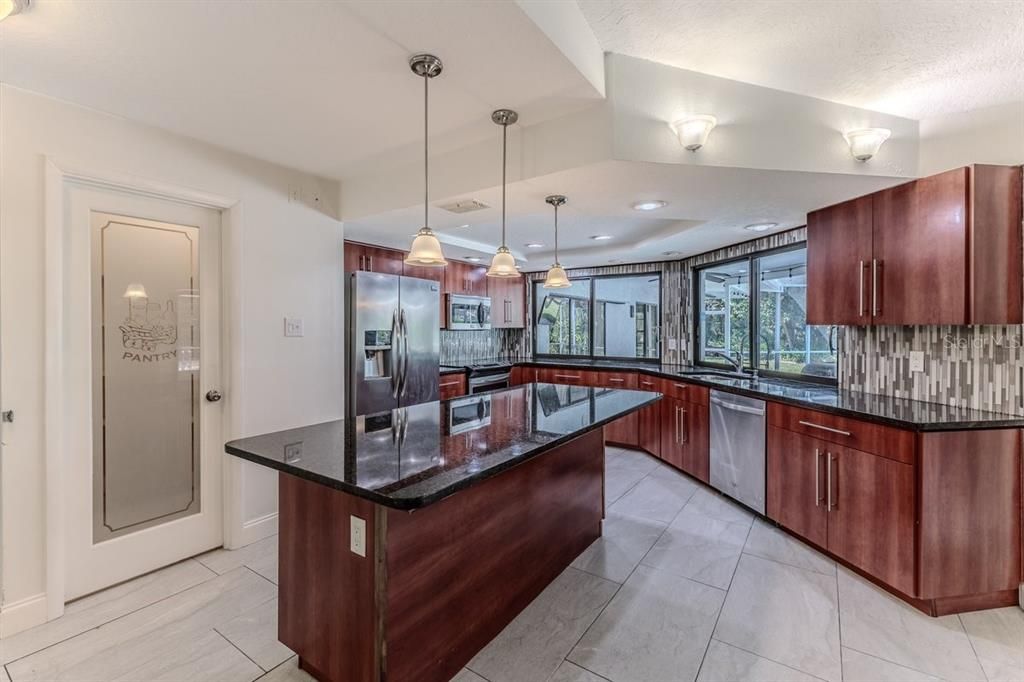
710;395;765;416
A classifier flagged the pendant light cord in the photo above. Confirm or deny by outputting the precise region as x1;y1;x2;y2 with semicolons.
501;121;507;248
423;73;429;229
554;203;559;262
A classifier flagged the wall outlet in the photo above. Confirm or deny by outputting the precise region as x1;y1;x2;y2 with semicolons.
350;516;366;557
909;350;925;372
284;442;303;463
284;317;304;337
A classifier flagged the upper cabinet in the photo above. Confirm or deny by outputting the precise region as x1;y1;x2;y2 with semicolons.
807;164;1022;326
445;261;488;297
487;276;526;329
344;241;405;275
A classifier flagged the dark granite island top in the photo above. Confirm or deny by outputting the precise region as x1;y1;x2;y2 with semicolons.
225;383;660;510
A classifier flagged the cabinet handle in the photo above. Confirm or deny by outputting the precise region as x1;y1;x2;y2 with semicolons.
640;380;655;386
798;420;851;436
439;381;461;387
368;255;373;271
858;260;866;316
608;378;624;383
826;453;834;512
553;374;581;380
674;383;688;390
814;448;821;507
680;407;688;444
871;259;879;316
674;406;682;444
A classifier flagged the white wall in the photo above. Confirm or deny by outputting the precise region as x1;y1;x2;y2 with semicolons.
0;85;344;633
918;101;1024;176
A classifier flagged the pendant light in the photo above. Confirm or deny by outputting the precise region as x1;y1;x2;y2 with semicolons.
543;195;570;288
404;54;447;267
486;109;521;278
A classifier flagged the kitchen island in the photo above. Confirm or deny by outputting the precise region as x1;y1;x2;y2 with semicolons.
225;383;660;682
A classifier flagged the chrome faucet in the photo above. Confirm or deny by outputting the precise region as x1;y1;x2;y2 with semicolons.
708;350;743;373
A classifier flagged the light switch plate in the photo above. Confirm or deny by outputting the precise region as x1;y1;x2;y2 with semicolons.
284;317;304;337
909;350;925;372
350;516;366;557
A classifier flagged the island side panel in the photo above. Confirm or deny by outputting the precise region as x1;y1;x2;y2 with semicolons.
383;428;605;682
278;473;380;682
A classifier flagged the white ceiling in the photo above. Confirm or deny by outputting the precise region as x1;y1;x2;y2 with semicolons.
580;0;1024;120
344;160;903;269
0;0;602;179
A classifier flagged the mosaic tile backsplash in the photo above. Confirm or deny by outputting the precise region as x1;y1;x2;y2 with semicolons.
441;328;526;365
839;325;1024;414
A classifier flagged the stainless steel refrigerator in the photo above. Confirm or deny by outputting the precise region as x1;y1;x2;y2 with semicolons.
348;270;440;416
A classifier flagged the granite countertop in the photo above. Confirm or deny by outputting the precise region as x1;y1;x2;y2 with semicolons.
440;365;466;375
515;358;1024;432
225;384;659;510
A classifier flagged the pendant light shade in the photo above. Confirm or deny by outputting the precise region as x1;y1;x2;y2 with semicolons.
405;54;448;267
543;195;571;289
487;109;521;278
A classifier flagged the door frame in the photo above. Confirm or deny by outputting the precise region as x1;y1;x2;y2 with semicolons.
43;158;244;620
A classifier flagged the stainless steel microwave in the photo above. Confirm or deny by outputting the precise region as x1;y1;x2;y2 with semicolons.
447;294;491;330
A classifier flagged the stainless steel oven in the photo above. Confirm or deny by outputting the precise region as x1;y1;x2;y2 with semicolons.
448;394;492;434
447;294;491;330
468;371;510;394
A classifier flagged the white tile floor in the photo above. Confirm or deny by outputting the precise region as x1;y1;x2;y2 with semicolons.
3;447;1022;682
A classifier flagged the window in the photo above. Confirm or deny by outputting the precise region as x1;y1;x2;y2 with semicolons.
534;274;661;360
695;245;836;380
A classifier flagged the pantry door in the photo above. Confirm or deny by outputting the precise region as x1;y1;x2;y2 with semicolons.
64;184;224;600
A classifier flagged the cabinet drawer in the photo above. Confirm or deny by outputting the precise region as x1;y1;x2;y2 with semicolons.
768;403;914;464
651;377;708;404
543;368;592;385
590;370;638;389
439;374;467;400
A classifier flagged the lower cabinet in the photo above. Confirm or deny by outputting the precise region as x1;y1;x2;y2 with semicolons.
439;373;467;400
659;398;709;482
766;426;915;596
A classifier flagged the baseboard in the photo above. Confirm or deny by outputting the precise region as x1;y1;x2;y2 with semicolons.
229;511;278;549
0;592;49;637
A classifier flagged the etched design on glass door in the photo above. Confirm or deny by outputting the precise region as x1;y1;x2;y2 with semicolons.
92;215;201;542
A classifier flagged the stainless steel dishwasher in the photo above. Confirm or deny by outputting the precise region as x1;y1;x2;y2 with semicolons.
709;390;767;514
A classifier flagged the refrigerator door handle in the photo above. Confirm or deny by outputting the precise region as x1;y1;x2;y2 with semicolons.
399;308;410;398
390;308;401;398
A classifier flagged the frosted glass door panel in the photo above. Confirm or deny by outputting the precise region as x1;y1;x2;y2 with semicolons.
91;215;201;542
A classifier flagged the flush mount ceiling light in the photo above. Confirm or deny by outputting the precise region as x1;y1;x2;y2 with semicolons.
843;128;891;162
744;222;779;232
543;195;571;289
525;242;544;248
486;109;521;278
0;0;29;21
590;235;613;241
404;54;448;267
632;200;668;212
670;115;717;151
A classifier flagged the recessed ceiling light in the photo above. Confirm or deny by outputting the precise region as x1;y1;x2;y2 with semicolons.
464;256;481;262
457;223;470;229
632;200;667;211
744;222;779;232
663;250;681;256
591;235;613;241
525;242;544;248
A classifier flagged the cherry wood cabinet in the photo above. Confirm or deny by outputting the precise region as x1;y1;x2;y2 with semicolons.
767;428;828;549
767;425;915;596
344;241;405;275
806;164;1022;326
659;398;709;482
806;195;873;325
487;276;526;329
510;366;536;386
439;373;467;400
826;443;916;596
445;261;487;297
595;372;639;448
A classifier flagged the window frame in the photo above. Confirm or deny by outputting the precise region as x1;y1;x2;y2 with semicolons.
532;272;663;363
692;243;837;385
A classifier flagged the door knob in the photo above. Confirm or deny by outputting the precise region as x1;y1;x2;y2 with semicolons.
205;390;223;403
